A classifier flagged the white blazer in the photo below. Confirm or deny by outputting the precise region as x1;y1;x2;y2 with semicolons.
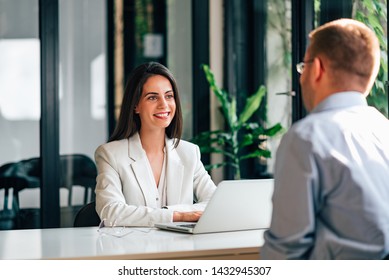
95;133;216;227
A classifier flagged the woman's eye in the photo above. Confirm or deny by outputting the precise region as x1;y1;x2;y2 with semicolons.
166;94;174;99
148;96;157;100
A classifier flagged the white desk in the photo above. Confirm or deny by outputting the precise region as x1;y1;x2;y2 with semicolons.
0;227;265;260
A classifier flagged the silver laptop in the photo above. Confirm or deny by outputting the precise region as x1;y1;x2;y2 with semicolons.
154;179;274;234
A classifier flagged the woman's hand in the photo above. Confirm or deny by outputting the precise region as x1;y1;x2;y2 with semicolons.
173;211;203;222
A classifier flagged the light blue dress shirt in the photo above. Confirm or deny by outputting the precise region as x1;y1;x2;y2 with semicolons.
262;92;389;259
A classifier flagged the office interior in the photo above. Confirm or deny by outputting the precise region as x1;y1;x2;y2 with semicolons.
0;0;387;232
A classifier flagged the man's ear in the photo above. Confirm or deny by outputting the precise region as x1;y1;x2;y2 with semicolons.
312;57;324;82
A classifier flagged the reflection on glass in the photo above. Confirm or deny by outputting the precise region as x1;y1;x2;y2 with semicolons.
266;0;293;173
0;0;40;166
91;54;106;120
58;0;107;227
0;0;40;230
167;0;193;140
0;39;40;120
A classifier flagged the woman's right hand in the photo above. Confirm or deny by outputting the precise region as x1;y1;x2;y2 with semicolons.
173;211;203;222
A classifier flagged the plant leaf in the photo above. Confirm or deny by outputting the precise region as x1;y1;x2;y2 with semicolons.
204;162;229;171
198;146;236;159
240;134;254;148
229;96;238;129
240;149;271;160
238;85;266;124
202;65;233;128
264;123;284;137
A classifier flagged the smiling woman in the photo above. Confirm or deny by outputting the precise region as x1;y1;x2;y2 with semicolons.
135;75;176;133
94;62;217;227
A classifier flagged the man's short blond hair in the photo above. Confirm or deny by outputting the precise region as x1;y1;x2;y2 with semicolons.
309;18;380;86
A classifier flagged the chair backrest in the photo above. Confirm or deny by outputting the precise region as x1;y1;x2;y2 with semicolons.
0;161;32;230
0;176;26;230
60;154;97;205
0;159;40;189
73;201;100;227
0;159;43;230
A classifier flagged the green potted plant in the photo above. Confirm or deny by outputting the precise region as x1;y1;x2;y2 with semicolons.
353;0;388;116
192;64;284;180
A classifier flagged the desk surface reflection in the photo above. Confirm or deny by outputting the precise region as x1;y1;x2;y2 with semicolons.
0;227;265;260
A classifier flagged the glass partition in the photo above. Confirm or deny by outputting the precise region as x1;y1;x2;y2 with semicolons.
0;0;40;169
0;0;40;230
266;0;293;173
167;0;193;140
58;0;108;227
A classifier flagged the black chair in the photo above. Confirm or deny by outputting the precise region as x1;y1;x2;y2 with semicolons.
59;154;97;205
0;160;40;230
1;154;98;229
73;201;100;227
1;158;44;229
59;154;98;227
0;175;27;230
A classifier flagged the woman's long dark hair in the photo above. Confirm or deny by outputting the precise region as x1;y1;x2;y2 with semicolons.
109;62;183;147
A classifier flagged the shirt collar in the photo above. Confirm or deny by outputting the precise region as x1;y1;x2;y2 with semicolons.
311;91;368;114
